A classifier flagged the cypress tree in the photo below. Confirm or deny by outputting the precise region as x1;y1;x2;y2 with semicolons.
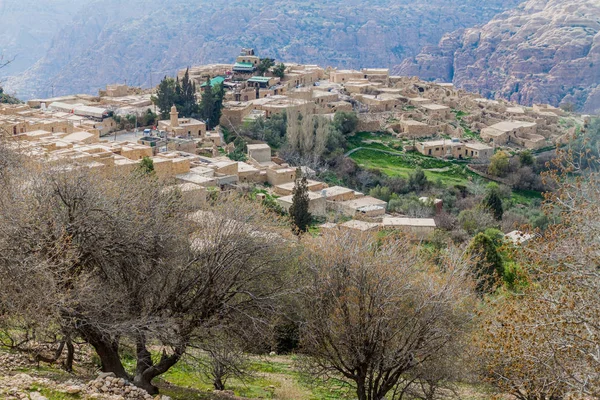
289;168;312;234
211;83;225;130
468;232;504;294
180;68;198;118
199;77;215;127
483;186;504;221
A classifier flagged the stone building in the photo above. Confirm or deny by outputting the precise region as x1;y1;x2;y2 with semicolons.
394;120;437;138
480;120;544;149
381;217;436;240
158;105;206;138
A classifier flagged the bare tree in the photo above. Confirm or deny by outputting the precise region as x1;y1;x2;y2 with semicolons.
0;160;293;394
192;332;253;391
475;150;600;399
298;230;474;400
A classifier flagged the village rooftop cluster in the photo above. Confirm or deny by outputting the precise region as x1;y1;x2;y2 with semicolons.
0;48;581;239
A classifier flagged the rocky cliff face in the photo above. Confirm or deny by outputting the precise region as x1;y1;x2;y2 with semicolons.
394;0;600;114
0;0;92;79
4;0;520;99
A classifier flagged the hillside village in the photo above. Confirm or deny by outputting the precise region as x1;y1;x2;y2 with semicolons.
0;43;599;400
0;48;588;238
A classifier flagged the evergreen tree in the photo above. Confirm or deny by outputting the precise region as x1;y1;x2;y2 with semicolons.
152;77;178;119
211;83;225;130
175;76;182;106
289;168;312;234
180;68;198;118
273;63;286;79
467;232;505;294
483;184;504;220
199;77;215;127
256;58;275;76
138;156;155;175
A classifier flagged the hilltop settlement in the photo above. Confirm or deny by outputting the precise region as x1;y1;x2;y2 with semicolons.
0;48;589;238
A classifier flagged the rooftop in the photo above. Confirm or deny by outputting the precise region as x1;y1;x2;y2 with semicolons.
382;217;437;228
248;76;273;83
488;120;536;132
201;76;226;87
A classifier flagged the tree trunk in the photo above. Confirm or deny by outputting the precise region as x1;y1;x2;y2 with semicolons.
78;324;129;379
133;337;185;395
64;339;74;372
356;379;368;400
213;377;225;391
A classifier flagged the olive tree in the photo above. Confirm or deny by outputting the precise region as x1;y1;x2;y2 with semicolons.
299;230;474;400
0;158;292;394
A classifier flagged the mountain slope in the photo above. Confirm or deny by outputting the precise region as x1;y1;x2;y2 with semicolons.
4;0;521;99
394;0;600;113
0;0;92;79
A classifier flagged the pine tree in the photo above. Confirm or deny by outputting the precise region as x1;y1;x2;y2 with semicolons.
153;77;177;119
199;77;215;128
288;168;312;234
483;185;504;220
138;156;155;175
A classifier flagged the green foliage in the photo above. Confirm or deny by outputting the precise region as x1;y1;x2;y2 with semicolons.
408;167;429;191
152;77;178;119
179;68;198;118
273;63;286;78
241;113;287;149
199;78;215;127
256;58;275;76
519;150;534;167
114;109;158;131
468;231;505;293
227;137;248;161
138;156;155;175
333;111;358;135
289;169;312;234
369;185;393;202
458;208;498;235
488;150;510;177
0;87;22;104
568;117;600;169
483;183;504;220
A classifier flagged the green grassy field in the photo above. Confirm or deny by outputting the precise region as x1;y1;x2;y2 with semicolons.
350;148;476;186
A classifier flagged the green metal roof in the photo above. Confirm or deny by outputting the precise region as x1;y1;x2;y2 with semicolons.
233;62;255;71
248;76;272;83
201;76;225;87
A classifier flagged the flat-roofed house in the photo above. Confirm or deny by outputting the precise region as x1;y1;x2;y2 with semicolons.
336;196;387;217
274;180;326;196
277;191;327;217
381;217;437;239
464;142;494;159
395;120;437;138
421;103;450;118
247;143;272;164
416;139;465;158
339;220;380;232
480;120;543;148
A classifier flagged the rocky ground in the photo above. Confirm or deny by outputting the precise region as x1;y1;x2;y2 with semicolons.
395;0;600;114
0;353;168;400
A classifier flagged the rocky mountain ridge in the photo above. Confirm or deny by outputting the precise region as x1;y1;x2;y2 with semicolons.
0;0;92;78
394;0;600;113
3;0;520;99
